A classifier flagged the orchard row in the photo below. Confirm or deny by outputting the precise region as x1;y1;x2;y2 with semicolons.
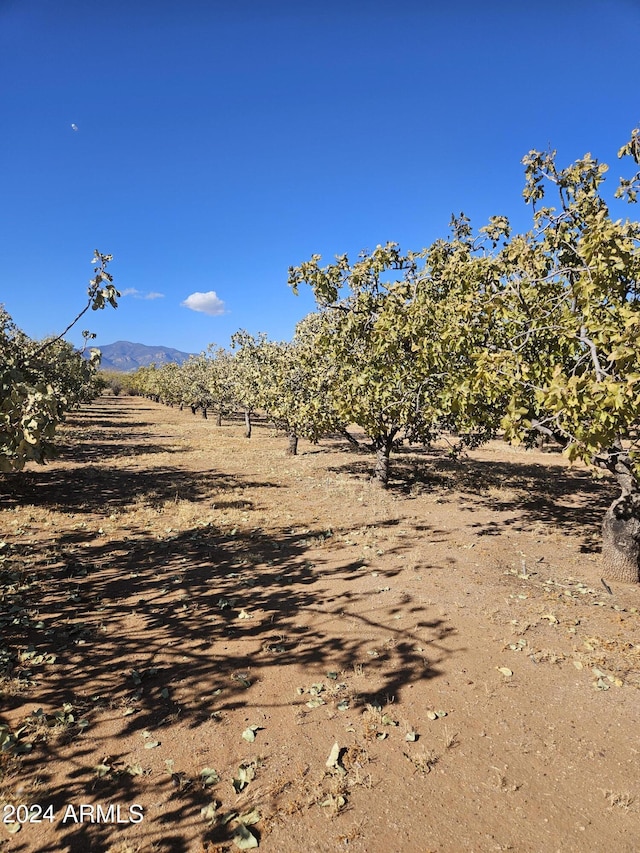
2;134;639;581
128;135;640;582
0;252;117;473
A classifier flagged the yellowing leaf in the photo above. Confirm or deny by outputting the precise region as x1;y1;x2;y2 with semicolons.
239;809;261;826
200;802;219;825
200;767;220;786
233;824;259;849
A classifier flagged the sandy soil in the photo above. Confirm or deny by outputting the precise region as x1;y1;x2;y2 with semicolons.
1;395;639;853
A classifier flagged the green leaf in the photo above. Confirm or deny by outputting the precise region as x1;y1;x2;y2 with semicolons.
242;725;260;742
239;809;261;826
200;767;220;786
232;763;256;793
427;710;447;720
233;823;259;850
200;801;219;825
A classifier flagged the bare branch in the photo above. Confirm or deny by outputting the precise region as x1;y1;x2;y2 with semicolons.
578;325;609;381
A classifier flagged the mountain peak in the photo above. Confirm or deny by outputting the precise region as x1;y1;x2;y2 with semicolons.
88;341;195;372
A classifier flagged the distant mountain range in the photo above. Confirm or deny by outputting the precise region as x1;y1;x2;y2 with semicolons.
88;341;195;372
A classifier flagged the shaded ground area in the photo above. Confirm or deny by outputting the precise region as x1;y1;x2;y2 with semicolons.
1;397;639;853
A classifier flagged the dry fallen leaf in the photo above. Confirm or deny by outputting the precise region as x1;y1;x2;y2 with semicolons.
242;725;259;742
326;742;341;768
232;823;259;850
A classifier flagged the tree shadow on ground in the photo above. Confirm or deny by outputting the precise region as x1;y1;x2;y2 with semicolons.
327;444;617;553
2;519;450;719
1;430;453;851
1;516;452;851
52;439;183;465
0;464;282;514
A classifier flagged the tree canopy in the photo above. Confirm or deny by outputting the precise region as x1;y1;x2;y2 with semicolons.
129;128;640;581
1;251;118;472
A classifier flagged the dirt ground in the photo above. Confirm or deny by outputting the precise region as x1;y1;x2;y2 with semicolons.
1;395;639;853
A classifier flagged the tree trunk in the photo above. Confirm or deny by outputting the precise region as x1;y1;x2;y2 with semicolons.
374;439;394;486
244;409;252;439
599;448;640;584
216;406;222;427
201;406;208;419
341;429;360;448
191;404;197;415
602;498;640;583
286;432;298;456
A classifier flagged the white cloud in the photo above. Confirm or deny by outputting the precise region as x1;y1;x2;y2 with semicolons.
182;291;226;316
121;288;165;300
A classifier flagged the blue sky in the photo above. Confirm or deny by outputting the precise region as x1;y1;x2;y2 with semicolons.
2;0;639;355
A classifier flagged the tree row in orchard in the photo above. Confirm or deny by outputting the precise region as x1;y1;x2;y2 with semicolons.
133;132;640;582
0;252;118;472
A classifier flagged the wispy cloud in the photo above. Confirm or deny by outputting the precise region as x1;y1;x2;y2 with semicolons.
181;291;226;316
121;288;165;300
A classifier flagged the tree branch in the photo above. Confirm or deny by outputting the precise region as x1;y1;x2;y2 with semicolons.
578;325;609;381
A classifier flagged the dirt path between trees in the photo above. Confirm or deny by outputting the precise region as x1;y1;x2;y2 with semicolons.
1;396;639;853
